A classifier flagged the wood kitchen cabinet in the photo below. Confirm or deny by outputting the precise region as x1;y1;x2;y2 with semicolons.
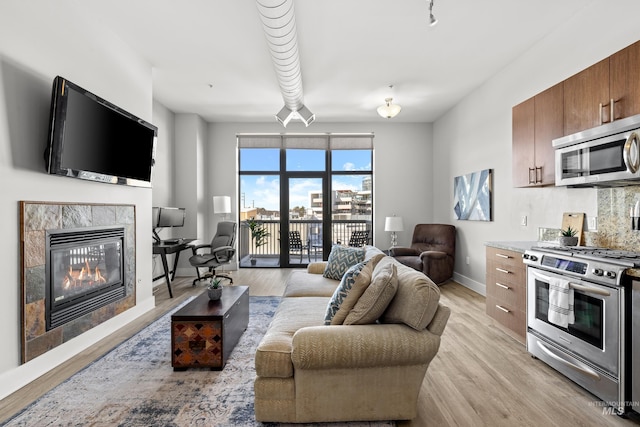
563;58;610;136
512;83;563;187
486;246;526;344
564;40;640;136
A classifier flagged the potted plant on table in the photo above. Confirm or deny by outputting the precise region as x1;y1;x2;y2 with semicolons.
207;278;223;300
559;226;579;246
245;217;270;266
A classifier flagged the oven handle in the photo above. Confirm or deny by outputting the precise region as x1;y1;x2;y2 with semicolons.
530;270;611;297
535;340;600;380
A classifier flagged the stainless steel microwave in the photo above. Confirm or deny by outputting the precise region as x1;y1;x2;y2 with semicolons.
554;114;640;187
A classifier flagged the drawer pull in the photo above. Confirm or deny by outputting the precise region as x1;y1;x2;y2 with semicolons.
496;305;510;313
496;253;512;259
495;267;511;274
495;282;511;290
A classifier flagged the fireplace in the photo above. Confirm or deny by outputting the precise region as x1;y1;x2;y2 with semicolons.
45;225;127;330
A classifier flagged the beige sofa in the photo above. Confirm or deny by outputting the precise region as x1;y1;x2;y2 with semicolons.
254;246;450;423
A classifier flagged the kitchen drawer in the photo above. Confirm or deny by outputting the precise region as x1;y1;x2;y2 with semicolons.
486;247;525;271
486;295;526;342
486;274;526;309
487;260;526;289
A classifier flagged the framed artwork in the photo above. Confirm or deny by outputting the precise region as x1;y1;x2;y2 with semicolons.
453;169;492;221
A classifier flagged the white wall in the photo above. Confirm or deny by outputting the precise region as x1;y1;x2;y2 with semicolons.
433;0;640;294
0;3;156;398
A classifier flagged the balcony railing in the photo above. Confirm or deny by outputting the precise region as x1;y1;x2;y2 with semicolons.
238;219;371;267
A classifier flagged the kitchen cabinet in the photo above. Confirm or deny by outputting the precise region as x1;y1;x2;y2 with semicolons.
486;246;526;344
512;83;563;187
563;59;610;136
564;40;640;136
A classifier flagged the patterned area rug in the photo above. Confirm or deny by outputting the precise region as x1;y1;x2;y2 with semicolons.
6;295;395;427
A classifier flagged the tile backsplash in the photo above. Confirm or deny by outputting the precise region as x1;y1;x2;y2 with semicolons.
591;187;640;251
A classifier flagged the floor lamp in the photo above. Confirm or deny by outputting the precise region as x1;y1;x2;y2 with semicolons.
384;216;404;250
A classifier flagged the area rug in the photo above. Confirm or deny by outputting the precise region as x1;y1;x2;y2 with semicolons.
6;295;395;427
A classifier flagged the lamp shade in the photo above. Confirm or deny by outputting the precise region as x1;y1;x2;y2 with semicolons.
213;196;231;214
384;216;404;232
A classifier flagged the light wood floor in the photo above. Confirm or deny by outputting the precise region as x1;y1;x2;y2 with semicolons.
1;268;638;426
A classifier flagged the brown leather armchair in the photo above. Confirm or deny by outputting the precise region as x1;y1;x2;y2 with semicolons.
390;224;456;285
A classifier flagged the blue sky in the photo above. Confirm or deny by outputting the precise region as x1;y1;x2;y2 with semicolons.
240;149;371;211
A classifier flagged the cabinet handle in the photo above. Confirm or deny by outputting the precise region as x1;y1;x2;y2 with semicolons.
528;168;536;185
610;98;615;122
496;267;511;274
495;253;512;259
495;282;511;290
496;305;511;313
599;102;604;125
535;166;542;183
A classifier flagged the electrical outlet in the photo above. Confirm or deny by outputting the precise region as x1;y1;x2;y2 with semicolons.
465;256;470;265
589;217;597;230
520;215;527;226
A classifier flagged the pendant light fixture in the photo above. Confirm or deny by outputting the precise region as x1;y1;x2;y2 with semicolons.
377;85;402;119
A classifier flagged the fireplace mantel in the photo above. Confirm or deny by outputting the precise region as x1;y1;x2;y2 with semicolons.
20;202;136;363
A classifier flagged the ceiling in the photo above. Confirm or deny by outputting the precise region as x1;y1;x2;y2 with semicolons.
76;0;589;124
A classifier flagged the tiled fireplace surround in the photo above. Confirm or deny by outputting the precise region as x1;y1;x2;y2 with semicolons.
20;202;136;363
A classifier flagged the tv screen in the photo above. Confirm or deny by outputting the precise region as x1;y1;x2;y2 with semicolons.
44;76;157;187
156;207;185;228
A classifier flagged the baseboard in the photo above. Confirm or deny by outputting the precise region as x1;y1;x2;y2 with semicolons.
453;272;486;296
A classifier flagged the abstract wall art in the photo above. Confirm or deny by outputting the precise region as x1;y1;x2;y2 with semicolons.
453;169;492;221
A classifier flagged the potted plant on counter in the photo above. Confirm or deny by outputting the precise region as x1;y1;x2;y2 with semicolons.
559;226;579;246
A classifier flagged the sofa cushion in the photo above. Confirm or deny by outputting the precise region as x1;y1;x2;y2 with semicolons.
283;270;339;298
344;262;398;325
324;254;385;325
255;297;329;378
323;245;365;280
379;257;441;331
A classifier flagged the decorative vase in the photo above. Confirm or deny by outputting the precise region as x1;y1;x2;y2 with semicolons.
559;236;578;246
207;287;222;300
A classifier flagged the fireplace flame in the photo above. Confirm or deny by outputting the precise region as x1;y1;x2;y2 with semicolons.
63;261;108;289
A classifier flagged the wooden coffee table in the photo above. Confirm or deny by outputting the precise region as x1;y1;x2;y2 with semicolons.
171;286;249;370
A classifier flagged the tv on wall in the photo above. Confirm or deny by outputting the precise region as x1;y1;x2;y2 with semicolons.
44;76;158;187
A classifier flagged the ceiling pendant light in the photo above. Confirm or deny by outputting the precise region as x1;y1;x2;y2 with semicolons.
428;0;438;26
377;98;402;119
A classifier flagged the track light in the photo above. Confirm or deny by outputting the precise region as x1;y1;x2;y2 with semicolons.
428;0;438;26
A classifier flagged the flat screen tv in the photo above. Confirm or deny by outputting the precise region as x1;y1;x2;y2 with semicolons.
44;76;157;187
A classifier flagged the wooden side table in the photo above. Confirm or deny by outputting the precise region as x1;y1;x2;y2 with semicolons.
171;286;249;370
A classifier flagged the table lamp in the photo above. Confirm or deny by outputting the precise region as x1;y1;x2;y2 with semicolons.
213;196;231;220
384;216;404;249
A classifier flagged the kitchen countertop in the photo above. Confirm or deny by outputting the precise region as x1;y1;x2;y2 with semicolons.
485;241;538;253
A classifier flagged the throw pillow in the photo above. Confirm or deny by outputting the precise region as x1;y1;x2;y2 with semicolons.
379;257;441;330
344;263;398;325
323;253;386;325
323;245;365;280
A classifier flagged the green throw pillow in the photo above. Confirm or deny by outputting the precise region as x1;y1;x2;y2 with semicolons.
323;245;365;280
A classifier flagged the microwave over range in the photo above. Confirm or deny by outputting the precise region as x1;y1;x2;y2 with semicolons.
554;113;640;187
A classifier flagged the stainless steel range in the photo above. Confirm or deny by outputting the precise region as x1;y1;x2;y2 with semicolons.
522;245;638;414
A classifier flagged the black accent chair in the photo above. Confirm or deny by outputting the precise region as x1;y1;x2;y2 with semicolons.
189;221;236;286
348;230;370;247
289;230;310;263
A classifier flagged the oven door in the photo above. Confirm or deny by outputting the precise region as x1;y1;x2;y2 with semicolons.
527;268;620;375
